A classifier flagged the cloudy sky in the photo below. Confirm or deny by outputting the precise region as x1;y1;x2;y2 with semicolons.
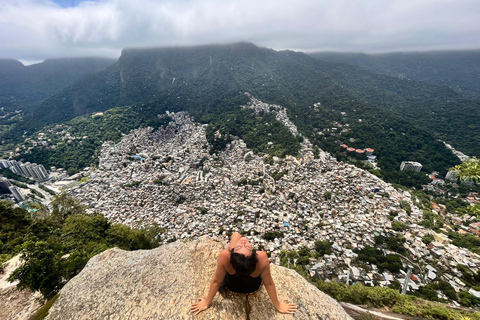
1;0;479;62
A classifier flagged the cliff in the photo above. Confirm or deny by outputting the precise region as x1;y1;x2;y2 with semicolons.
0;255;43;320
46;237;352;320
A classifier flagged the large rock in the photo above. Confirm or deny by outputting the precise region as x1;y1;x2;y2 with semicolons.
0;255;43;320
46;237;352;320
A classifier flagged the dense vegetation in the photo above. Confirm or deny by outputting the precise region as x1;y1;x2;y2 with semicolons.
286;98;459;186
447;232;480;255
0;195;161;299
0;58;114;113
204;108;301;157
355;246;403;273
310;52;480;157
311;50;480;100
451;157;480;182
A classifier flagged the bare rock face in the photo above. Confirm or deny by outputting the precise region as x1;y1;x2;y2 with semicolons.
46;237;352;320
0;286;42;320
0;255;43;320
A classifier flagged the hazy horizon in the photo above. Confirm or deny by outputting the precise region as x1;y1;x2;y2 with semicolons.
5;43;480;66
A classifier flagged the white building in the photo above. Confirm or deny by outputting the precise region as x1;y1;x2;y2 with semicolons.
445;171;457;181
400;161;422;172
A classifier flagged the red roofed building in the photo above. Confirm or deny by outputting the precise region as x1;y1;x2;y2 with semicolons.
340;144;348;149
452;218;462;225
466;195;478;204
470;223;480;230
365;148;374;154
347;147;355;152
355;149;365;154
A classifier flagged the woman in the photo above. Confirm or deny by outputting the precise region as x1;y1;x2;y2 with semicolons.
191;232;297;315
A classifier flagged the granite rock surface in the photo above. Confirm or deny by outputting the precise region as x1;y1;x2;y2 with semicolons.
0;255;43;320
46;237;352;320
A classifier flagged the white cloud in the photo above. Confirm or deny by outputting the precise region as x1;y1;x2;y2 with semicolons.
0;0;479;60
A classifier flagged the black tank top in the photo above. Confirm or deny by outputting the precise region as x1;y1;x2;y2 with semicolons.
224;272;262;294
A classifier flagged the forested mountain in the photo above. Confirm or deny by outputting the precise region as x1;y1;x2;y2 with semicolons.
4;43;473;183
307;56;480;157
0;57;115;113
310;50;480;100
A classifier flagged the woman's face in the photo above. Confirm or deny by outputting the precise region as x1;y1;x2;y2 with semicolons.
234;237;253;257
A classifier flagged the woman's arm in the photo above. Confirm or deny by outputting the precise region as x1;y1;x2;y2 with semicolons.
259;252;297;314
228;232;242;251
191;250;228;315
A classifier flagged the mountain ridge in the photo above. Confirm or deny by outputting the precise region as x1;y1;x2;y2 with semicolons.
310;49;480;100
0;57;115;113
4;42;473;183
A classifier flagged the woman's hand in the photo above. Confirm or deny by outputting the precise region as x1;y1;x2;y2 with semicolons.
276;299;298;314
191;298;210;315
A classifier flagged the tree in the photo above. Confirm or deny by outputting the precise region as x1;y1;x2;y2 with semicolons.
61;214;109;252
8;240;63;299
296;256;310;265
422;234;434;245
399;201;412;215
263;231;283;241
1;194;161;299
451;157;480;182
0;201;32;254
374;235;385;245
314;241;333;256
50;193;88;222
438;281;457;301
385;235;407;255
382;254;403;273
391;221;406;231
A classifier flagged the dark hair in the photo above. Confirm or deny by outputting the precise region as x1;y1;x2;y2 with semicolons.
230;248;258;278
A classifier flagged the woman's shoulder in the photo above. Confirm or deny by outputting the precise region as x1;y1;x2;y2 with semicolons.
219;249;231;261
255;251;269;274
256;250;269;263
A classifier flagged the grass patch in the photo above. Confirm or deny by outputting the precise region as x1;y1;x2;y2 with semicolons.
29;294;59;320
78;177;89;184
39;184;56;195
122;181;141;189
29;188;45;199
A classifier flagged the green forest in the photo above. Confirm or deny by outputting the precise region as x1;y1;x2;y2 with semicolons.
0;195;161;299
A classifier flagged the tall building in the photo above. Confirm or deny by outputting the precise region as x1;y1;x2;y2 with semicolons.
0;159;12;169
21;163;35;178
8;186;24;202
445;171;457;181
0;178;11;193
400;161;422;172
38;165;48;178
0;159;49;181
11;161;25;175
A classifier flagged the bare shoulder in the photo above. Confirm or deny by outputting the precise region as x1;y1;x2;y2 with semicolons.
256;251;270;265
218;249;231;262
